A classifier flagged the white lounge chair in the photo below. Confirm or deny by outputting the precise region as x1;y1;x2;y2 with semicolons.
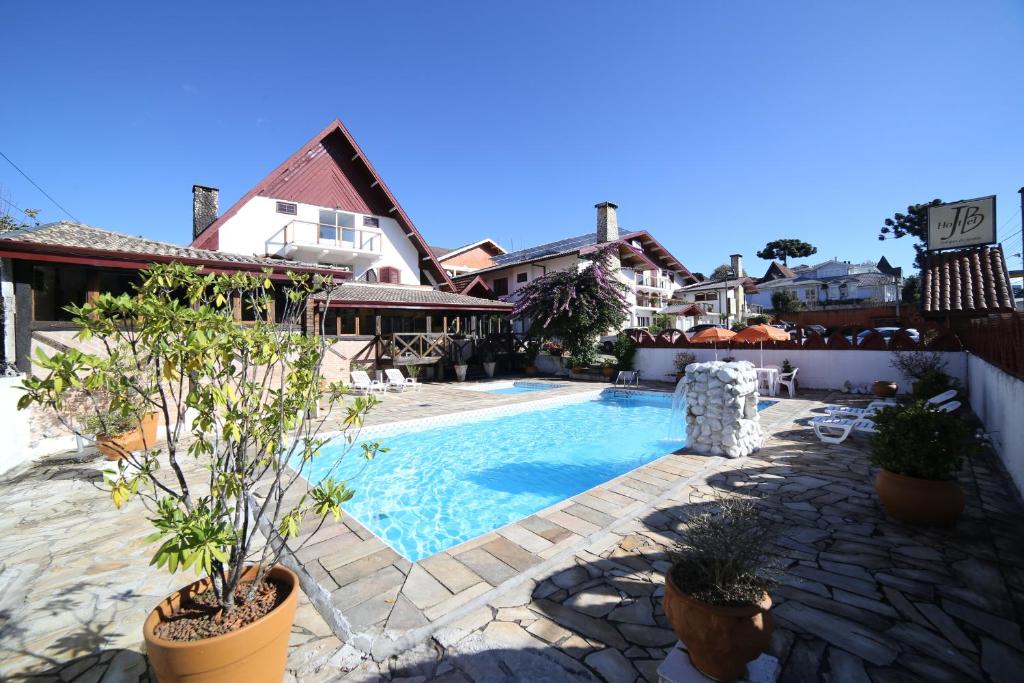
812;416;878;444
777;368;798;398
349;370;387;394
384;368;419;392
614;370;639;386
825;389;958;418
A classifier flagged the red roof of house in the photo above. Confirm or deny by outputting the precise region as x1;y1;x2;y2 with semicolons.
191;119;454;289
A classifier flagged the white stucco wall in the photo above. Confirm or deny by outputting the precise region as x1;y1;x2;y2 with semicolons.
0;376;31;474
215;196;422;284
968;354;1024;497
633;347;967;391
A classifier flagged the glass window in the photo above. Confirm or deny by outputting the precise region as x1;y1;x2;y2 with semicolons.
516;272;528;283
276;202;297;215
493;277;509;296
32;265;87;321
318;210;356;243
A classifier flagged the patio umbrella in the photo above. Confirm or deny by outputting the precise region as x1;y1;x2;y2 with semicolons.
732;324;789;367
689;327;736;360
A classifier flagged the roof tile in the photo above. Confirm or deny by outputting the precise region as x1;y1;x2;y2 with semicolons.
922;245;1015;315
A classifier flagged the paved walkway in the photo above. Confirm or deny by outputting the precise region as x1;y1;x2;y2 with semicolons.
3;381;1024;681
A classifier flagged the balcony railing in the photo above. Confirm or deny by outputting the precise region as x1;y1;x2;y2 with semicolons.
277;220;383;255
635;275;673;290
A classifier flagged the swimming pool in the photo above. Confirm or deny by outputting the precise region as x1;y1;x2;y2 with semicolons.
484;381;563;395
307;391;775;561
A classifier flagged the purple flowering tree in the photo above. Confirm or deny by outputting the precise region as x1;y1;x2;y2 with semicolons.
511;245;630;367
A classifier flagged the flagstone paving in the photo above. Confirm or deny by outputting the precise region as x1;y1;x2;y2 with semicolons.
3;381;1024;682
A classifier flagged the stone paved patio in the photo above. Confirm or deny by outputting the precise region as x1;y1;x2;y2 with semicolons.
3;380;1024;681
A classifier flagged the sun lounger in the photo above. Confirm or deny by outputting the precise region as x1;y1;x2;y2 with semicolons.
812;416;878;444
384;368;419;392
349;370;387;394
824;389;959;418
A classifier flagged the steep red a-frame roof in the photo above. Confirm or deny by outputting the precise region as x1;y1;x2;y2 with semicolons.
192;119;454;289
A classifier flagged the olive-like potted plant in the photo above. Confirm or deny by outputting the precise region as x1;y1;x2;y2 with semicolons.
19;264;382;682
479;342;497;378
673;351;697;382
664;497;776;682
524;342;540;376
891;350;958;399
869;402;974;526
452;343;469;382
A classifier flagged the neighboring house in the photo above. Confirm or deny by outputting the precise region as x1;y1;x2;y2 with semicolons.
671;254;759;328
432;239;507;279
747;256;904;310
449;202;697;332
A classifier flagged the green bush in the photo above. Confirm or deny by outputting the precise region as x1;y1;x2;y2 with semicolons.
869;402;974;480
912;368;960;402
612;333;636;370
674;351;697;373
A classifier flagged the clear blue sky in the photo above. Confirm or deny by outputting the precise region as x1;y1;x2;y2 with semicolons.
3;1;1023;277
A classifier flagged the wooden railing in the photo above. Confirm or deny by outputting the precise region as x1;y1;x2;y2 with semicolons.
964;312;1024;380
388;332;451;364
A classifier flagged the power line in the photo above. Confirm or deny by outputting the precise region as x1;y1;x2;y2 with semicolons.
0;150;78;222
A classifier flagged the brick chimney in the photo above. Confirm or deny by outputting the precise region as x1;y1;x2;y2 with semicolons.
730;254;744;279
192;185;219;240
595;202;619;243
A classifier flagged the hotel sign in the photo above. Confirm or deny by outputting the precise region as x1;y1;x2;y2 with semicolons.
927;195;997;251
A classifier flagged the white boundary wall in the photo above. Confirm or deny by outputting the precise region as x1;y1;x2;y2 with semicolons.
633;347;967;393
0;376;32;474
968;355;1024;497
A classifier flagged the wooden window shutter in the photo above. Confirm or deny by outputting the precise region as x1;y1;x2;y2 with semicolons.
380;266;400;284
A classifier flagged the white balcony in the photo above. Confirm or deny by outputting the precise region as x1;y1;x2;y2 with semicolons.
270;220;383;266
635;275;673;291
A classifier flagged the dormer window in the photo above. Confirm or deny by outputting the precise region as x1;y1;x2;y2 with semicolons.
276;201;297;215
318;210;355;243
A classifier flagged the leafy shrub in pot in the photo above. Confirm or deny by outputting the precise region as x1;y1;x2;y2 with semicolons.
869;402;974;525
673;351;696;379
664;497;776;681
19;264;383;682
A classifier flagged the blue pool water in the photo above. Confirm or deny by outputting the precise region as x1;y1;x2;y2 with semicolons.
307;392;776;561
485;382;562;395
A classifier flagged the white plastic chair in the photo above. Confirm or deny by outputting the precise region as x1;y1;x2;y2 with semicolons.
614;370;639;386
384;368;419;392
777;368;798;398
812;416;878;444
350;370;387;394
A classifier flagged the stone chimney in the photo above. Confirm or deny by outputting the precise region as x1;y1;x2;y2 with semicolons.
730;254;744;279
596;202;619;243
192;185;219;240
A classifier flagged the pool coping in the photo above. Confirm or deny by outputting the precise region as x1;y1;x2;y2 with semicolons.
263;386;786;659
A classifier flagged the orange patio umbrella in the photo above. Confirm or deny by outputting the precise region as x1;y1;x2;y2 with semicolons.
689;326;736;360
732;324;790;366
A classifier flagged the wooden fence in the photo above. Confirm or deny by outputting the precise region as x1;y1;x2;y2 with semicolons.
963;312;1024;380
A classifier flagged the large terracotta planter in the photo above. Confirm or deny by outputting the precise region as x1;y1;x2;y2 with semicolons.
144;564;298;683
872;380;898;397
97;412;160;460
601;366;615;378
663;571;773;682
525;365;537;377
139;411;159;448
875;468;964;526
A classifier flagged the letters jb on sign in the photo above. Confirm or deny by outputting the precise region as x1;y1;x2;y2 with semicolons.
927;196;997;251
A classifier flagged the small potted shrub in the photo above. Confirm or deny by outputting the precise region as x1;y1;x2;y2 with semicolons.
86;404;156;460
870;402;974;526
19;265;382;683
674;351;697;381
524;342;540;376
872;380;898;397
479;343;497;378
664;497;776;682
891;350;957;399
405;363;422;383
601;361;615;379
453;344;469;382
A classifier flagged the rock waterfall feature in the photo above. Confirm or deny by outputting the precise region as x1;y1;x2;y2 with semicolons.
681;361;763;458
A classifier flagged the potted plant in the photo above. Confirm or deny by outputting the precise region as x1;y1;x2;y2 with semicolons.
524;342;540;376
891;350;959;400
664;497;776;682
479;342;497;378
674;351;697;381
869;402;974;526
405;363;422;383
872;380;898;397
86;403;157;460
19;264;383;683
601;361;615;378
453;343;469;382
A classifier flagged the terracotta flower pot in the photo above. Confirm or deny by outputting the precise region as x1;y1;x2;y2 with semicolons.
139;411;159;449
144;564;298;683
525;365;537;377
875;468;964;526
601;366;615;378
96;429;139;460
872;380;898;397
663;571;773;682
